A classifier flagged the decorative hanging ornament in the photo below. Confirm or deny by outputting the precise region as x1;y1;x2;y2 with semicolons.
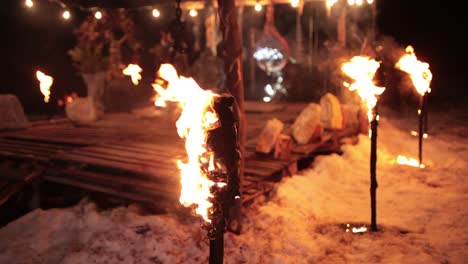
169;0;189;61
253;5;290;75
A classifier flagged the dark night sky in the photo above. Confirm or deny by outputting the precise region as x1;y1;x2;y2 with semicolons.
0;0;465;114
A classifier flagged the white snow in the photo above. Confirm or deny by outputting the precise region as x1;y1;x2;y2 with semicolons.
1;109;467;264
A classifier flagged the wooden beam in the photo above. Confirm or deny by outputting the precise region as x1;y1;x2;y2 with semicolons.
217;0;245;234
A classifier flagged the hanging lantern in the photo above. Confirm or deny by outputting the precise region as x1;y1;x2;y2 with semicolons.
253;5;289;75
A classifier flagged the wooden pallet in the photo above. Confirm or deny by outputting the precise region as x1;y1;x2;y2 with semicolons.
0;102;355;208
0;160;44;206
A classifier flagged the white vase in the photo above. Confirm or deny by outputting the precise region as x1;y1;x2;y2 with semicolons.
82;72;107;115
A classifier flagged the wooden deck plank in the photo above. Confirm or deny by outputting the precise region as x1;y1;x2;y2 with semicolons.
0;101;357;209
60;170;179;198
45;175;175;206
51;153;179;183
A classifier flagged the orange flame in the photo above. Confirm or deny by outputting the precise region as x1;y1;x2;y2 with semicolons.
341;56;385;122
396;155;424;168
36;71;53;103
122;64;142;85
152;64;224;222
396;46;432;96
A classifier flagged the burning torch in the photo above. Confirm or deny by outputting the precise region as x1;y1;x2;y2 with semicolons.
342;56;385;232
36;70;53;104
122;64;142;85
396;46;432;167
152;64;240;263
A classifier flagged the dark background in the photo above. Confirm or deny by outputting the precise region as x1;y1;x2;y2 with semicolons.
0;0;465;115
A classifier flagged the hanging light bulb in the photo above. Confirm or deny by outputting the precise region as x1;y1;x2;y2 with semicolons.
347;0;355;5
189;9;198;17
290;0;299;8
94;10;102;20
152;8;160;18
62;10;71;20
25;0;33;8
255;2;262;12
367;0;374;4
356;0;363;6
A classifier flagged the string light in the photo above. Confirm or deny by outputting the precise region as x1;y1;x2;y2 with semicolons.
94;10;102;20
152;8;160;18
347;0;355;5
367;0;374;4
326;0;338;8
189;9;198;17
62;10;71;20
290;0;299;8
254;2;262;12
25;0;33;8
355;0;363;6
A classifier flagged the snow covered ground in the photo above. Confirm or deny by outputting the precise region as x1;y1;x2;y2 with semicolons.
1;108;467;264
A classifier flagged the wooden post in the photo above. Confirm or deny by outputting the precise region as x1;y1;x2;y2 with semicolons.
209;218;225;264
423;93;428;134
370;1;377;43
249;28;256;98
418;94;426;166
295;3;304;62
314;9;319;52
217;0;245;234
208;95;240;264
370;107;378;232
308;15;314;69
337;7;347;46
204;1;219;55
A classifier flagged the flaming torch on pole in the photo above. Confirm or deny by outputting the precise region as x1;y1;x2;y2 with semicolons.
153;64;240;264
342;56;385;232
36;70;53;103
122;64;142;85
396;46;432;167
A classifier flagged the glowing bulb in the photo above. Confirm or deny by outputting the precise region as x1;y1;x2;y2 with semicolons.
326;0;338;8
189;9;198;17
94;11;102;20
264;84;275;96
263;96;271;102
356;0;363;6
25;0;33;8
152;8;160;18
62;10;71;20
255;3;262;12
367;0;374;4
291;0;299;8
347;0;355;5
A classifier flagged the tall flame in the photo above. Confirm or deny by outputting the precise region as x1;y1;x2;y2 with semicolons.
152;64;223;222
36;70;53;103
341;56;385;122
122;64;142;85
396;46;432;96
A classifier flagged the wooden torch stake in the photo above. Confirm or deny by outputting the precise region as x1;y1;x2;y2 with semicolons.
423;92;429;135
209;218;225;264
418;95;425;166
370;106;378;232
208;96;240;264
